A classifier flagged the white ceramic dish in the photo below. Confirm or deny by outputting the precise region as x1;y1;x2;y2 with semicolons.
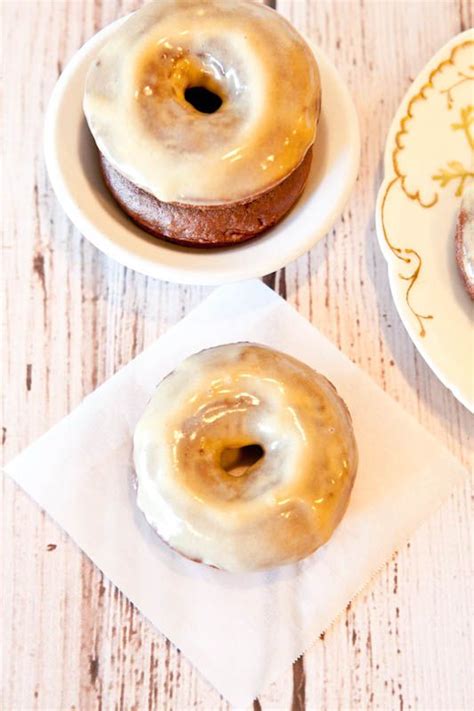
44;15;360;285
375;30;474;412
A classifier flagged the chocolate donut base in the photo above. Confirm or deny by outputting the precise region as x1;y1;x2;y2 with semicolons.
455;204;474;299
99;148;313;248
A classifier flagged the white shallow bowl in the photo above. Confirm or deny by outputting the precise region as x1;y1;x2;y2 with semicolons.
44;16;360;285
375;29;474;412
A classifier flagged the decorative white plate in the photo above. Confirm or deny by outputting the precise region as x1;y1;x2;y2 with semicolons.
44;16;360;286
375;30;474;412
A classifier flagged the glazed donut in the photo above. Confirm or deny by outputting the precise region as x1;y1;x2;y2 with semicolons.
84;0;321;247
133;344;358;572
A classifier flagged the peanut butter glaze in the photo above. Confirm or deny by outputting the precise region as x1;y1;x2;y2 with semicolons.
133;344;357;572
84;0;320;205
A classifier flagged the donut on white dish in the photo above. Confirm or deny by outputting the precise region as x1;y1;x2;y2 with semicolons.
133;344;358;572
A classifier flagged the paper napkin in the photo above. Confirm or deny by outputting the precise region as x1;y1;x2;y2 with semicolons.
4;280;466;706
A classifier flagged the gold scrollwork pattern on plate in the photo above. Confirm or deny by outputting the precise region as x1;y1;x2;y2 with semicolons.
433;105;474;196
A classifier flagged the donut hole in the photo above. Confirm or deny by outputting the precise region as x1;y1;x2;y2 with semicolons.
220;444;264;477
184;86;223;114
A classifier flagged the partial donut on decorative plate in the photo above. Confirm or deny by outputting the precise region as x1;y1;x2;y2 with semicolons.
133;343;358;572
43;3;360;283
375;29;474;412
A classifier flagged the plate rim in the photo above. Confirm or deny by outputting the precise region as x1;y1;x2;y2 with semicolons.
44;15;361;286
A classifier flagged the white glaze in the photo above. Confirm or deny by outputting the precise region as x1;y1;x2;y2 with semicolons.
83;0;320;205
133;344;357;572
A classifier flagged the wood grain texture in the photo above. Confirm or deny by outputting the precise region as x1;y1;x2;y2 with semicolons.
1;1;473;709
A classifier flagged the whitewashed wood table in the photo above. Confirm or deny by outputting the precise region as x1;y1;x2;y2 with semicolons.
2;1;473;709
